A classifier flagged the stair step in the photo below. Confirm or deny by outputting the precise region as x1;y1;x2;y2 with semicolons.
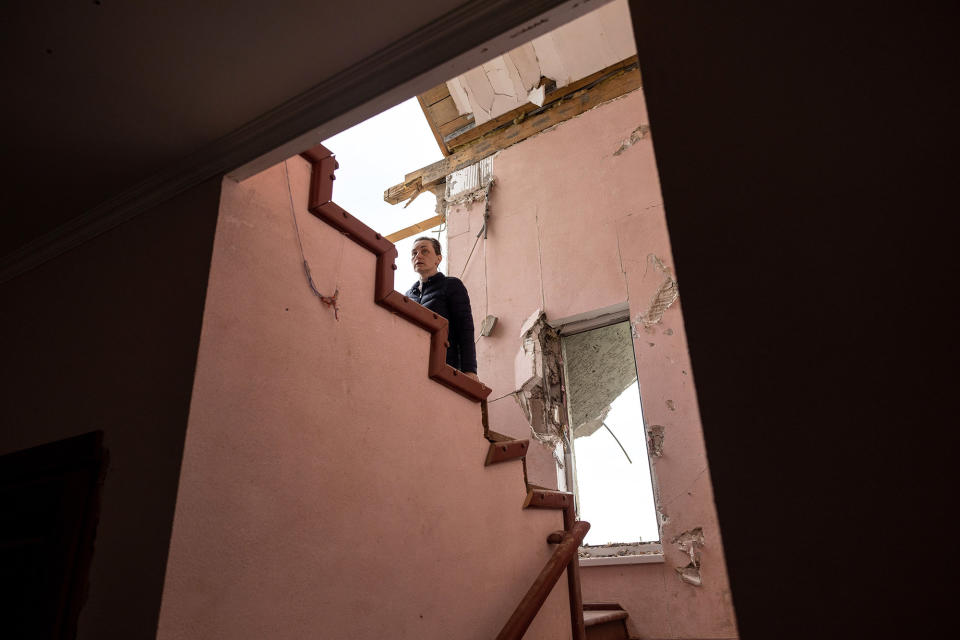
523;487;574;510
484;439;529;465
485;429;514;443
583;609;628;626
583;607;629;640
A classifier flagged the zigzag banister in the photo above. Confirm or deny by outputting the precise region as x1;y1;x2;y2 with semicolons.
299;145;491;403
495;520;590;640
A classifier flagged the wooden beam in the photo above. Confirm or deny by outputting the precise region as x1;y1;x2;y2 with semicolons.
427;95;461;126
385;214;445;243
385;62;642;204
416;94;451;157
420;82;451;106
438;113;474;138
385;177;424;206
448;56;638;151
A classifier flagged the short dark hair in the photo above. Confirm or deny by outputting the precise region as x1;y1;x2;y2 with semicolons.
413;236;442;256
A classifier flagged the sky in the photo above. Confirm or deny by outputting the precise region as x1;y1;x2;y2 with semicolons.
573;381;660;545
322;98;446;292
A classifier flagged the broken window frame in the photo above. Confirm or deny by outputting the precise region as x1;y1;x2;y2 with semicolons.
555;309;663;562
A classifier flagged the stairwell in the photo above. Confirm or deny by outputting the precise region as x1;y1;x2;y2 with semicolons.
155;147;593;639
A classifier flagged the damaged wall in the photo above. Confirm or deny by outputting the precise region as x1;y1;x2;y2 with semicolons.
444;87;738;639
513;310;565;453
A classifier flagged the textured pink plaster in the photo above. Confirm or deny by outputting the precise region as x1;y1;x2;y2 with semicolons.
451;89;738;638
156;157;573;640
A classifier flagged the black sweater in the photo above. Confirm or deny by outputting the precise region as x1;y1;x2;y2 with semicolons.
406;272;477;374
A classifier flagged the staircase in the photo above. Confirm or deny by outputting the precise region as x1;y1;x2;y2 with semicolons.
299;145;591;639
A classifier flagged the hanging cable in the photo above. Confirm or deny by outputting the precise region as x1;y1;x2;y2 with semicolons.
284;160;340;319
458;183;492;279
601;422;633;464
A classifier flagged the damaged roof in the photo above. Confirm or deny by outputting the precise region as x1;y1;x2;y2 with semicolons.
417;0;637;156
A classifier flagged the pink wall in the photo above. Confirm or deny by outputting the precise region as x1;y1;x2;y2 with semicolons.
156;157;575;639
445;89;738;639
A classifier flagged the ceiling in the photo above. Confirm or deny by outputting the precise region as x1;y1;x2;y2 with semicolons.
0;0;598;267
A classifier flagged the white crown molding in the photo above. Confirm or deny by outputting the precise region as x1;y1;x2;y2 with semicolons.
0;0;612;285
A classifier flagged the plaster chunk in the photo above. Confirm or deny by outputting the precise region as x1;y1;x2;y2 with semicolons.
676;563;703;587
671;527;705;587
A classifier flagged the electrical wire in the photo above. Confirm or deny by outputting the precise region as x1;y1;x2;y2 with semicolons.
284;160;340;319
601;421;633;464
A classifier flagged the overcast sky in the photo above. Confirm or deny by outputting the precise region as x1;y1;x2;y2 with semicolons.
323;98;446;292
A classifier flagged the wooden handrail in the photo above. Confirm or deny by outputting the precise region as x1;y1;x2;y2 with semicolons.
495;520;590;640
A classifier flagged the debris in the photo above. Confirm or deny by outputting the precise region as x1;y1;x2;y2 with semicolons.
578;542;662;558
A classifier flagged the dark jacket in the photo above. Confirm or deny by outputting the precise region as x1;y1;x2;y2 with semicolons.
406;272;477;374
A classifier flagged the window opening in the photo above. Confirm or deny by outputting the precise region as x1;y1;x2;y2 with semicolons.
561;320;659;547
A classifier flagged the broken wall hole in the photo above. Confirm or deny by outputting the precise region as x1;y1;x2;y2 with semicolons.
561;317;660;546
511;310;662;547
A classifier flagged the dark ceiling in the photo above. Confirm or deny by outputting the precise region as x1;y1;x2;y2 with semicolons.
0;0;577;261
0;1;429;255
